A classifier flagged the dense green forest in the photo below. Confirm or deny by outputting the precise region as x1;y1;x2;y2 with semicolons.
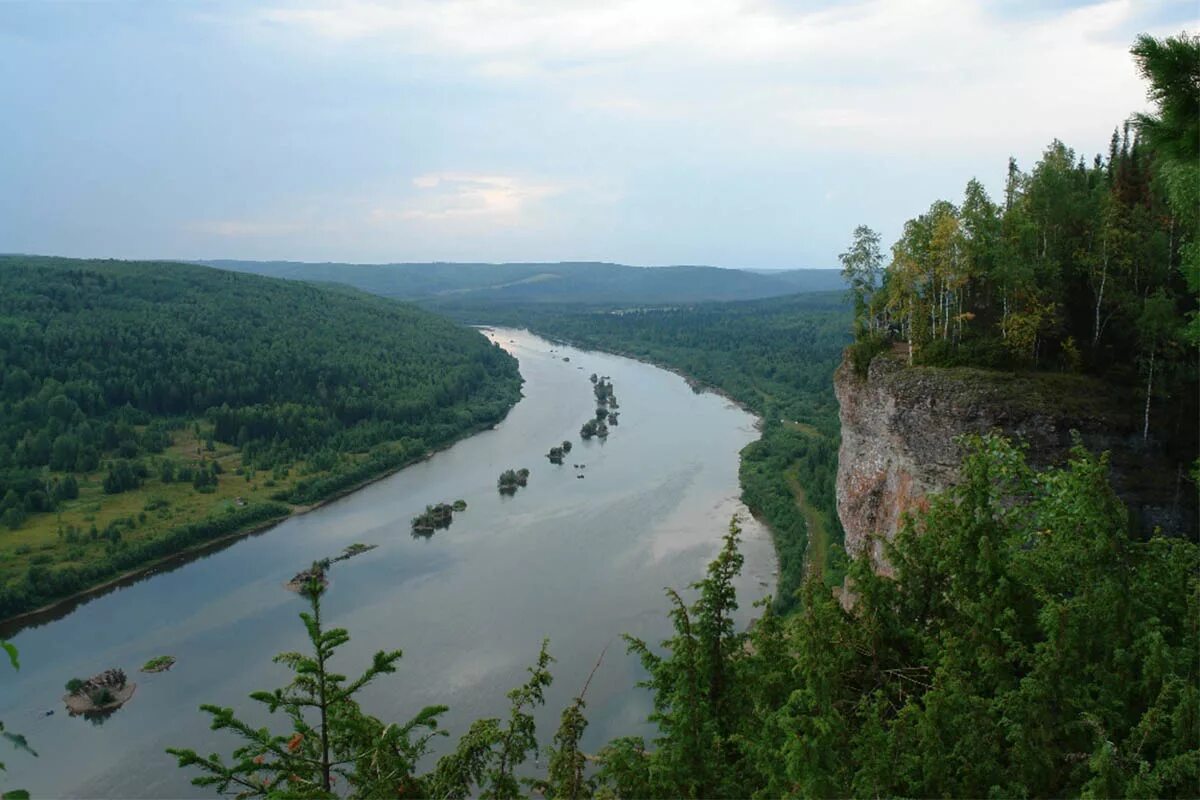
4;30;1196;800
455;291;852;608
0;256;521;618
842;33;1198;467
167;436;1198;798
206;259;844;305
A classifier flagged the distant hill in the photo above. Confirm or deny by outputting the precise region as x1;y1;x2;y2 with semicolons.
199;260;845;305
0;255;521;620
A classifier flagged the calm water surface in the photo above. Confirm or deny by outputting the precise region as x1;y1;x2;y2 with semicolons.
0;328;776;798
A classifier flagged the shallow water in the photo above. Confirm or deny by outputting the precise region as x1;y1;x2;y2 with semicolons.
0;328;776;798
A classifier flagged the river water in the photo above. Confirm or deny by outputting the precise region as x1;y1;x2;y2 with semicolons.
0;328;776;798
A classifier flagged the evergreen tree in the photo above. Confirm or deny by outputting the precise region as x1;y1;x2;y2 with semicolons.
168;574;446;797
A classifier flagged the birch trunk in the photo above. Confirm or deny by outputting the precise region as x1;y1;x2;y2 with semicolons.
1143;349;1155;441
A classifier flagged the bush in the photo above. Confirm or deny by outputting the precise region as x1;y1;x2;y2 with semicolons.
0;502;291;619
914;336;1015;369
847;333;890;376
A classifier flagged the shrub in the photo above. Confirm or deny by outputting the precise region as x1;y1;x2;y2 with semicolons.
847;333;890;376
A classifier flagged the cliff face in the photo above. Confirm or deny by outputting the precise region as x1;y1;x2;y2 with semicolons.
835;354;1194;573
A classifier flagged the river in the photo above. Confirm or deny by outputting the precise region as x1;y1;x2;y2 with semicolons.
0;328;776;798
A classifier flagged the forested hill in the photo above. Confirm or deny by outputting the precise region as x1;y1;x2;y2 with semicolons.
200;259;844;305
0;255;521;619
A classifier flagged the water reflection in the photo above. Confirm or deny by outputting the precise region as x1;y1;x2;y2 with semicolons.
0;328;776;798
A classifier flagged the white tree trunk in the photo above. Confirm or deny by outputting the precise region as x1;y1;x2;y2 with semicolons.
1143;349;1155;441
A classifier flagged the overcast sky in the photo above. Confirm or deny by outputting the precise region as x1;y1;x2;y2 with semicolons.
1;1;1194;269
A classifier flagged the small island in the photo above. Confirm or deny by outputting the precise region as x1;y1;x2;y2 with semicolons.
140;656;176;674
580;376;618;439
593;376;617;407
412;502;455;534
546;441;573;465
286;544;376;591
335;542;377;561
580;418;609;439
286;560;330;592
63;669;136;716
498;468;530;495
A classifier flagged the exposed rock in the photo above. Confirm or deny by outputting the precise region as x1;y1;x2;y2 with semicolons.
835;353;1195;574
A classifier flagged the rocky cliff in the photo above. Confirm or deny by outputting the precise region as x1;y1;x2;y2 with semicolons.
835;353;1195;573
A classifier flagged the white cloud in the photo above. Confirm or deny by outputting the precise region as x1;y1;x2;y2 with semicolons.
172;0;1196;263
251;0;824;60
375;172;562;224
239;0;1191;158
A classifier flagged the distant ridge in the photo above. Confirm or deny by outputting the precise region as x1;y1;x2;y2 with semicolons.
197;259;844;305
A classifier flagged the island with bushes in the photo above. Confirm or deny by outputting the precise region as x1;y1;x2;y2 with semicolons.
140;656;176;674
546;440;573;464
411;500;468;535
497;468;530;495
411;503;454;535
286;561;330;593
580;375;618;440
63;668;135;716
580;419;608;440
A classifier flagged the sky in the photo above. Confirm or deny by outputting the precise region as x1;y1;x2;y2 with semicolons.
0;1;1195;270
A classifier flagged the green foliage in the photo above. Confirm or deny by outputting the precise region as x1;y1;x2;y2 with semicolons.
497;468;530;495
598;518;755;799
538;690;594;800
579;418;607;440
172;583;561;799
598;436;1199;798
169;438;1197;797
0;256;522;617
0;502;290;619
140;656;175;673
429;642;553;799
479;292;850;597
1132;32;1200;347
1;640;34;800
846;332;888;377
850;35;1198;456
0;255;521;528
839;225;884;337
740;424;842;609
169;579;443;797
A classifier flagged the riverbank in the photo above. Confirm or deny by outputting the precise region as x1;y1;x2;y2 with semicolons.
1;326;776;799
0;407;521;634
516;321;843;608
529;330;761;421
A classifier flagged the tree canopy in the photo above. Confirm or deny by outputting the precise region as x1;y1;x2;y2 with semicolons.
0;256;520;618
844;33;1198;466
